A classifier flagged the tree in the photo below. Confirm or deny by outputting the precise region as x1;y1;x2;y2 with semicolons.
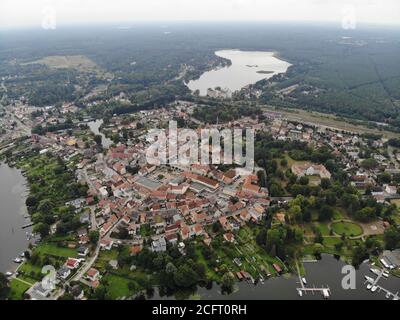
352;244;369;267
320;178;331;189
384;226;400;250
299;176;309;185
0;273;10;300
318;205;333;221
94;135;102;145
89;230;100;244
34;222;50;238
221;272;235;292
173;265;198;288
280;158;288;167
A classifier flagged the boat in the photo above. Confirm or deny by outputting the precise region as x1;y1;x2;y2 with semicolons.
382;271;389;278
370;268;380;276
322;289;330;299
393;296;399;301
5;272;13;277
364;275;374;282
385;292;391;299
13;257;22;263
298;290;303;297
20;252;25;257
367;284;372;290
371;286;378;292
301;277;307;285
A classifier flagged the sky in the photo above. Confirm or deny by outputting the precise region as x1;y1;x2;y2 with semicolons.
0;0;399;29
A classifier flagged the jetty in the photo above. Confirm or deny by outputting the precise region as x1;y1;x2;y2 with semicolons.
295;261;331;299
22;222;34;229
364;268;400;300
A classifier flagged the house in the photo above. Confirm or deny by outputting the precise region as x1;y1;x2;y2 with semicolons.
100;239;113;250
384;184;397;195
165;233;178;245
78;245;89;257
66;258;80;270
130;245;142;256
223;232;235;243
113;162;126;175
86;268;100;282
26;282;53;299
151;237;167;252
275;212;286;224
239;209;250;222
71;285;84;300
77;227;88;238
57;265;71;280
191;175;219;190
291;163;331;179
109;260;119;270
222;169;239;184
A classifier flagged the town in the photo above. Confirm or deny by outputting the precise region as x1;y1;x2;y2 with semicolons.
1;94;400;300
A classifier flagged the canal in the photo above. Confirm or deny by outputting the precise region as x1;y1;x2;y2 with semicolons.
0;162;32;273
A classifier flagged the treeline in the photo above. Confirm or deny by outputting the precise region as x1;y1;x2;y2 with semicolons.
193;104;262;124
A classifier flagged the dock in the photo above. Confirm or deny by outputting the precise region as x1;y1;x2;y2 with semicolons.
364;268;400;300
22;222;34;229
295;261;331;299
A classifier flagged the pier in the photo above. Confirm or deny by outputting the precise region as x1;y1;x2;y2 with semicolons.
22;222;34;229
295;261;331;299
365;269;400;300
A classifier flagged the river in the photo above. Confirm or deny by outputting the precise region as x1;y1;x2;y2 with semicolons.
186;49;291;96
87;119;113;149
152;255;400;300
0;162;32;274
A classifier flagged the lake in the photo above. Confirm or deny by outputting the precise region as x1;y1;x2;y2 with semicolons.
186;50;291;96
152;255;400;300
88;119;113;149
0;162;32;273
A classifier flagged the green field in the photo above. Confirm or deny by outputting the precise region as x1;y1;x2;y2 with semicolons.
35;243;78;258
22;55;99;72
102;274;132;299
331;222;363;237
8;278;32;300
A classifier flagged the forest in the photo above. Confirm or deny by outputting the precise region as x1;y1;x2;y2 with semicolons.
1;23;400;126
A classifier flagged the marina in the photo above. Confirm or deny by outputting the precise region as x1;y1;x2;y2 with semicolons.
364;268;400;300
296;261;331;299
0;162;33;273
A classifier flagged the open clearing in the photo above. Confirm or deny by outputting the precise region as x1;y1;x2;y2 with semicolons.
331;221;363;237
261;105;400;139
21;55;100;73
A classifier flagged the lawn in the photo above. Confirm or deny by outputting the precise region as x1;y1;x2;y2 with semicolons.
331;222;363;237
94;249;119;272
8;278;32;300
35;243;78;258
102;274;133;299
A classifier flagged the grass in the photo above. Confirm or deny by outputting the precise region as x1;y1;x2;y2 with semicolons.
35;243;78;258
331;222;363;237
94;249;119;272
22;55;98;71
102;274;134;299
8;278;32;300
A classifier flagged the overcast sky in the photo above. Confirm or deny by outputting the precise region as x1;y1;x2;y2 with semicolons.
1;0;399;29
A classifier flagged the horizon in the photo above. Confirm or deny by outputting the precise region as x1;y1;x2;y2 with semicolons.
1;0;400;30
